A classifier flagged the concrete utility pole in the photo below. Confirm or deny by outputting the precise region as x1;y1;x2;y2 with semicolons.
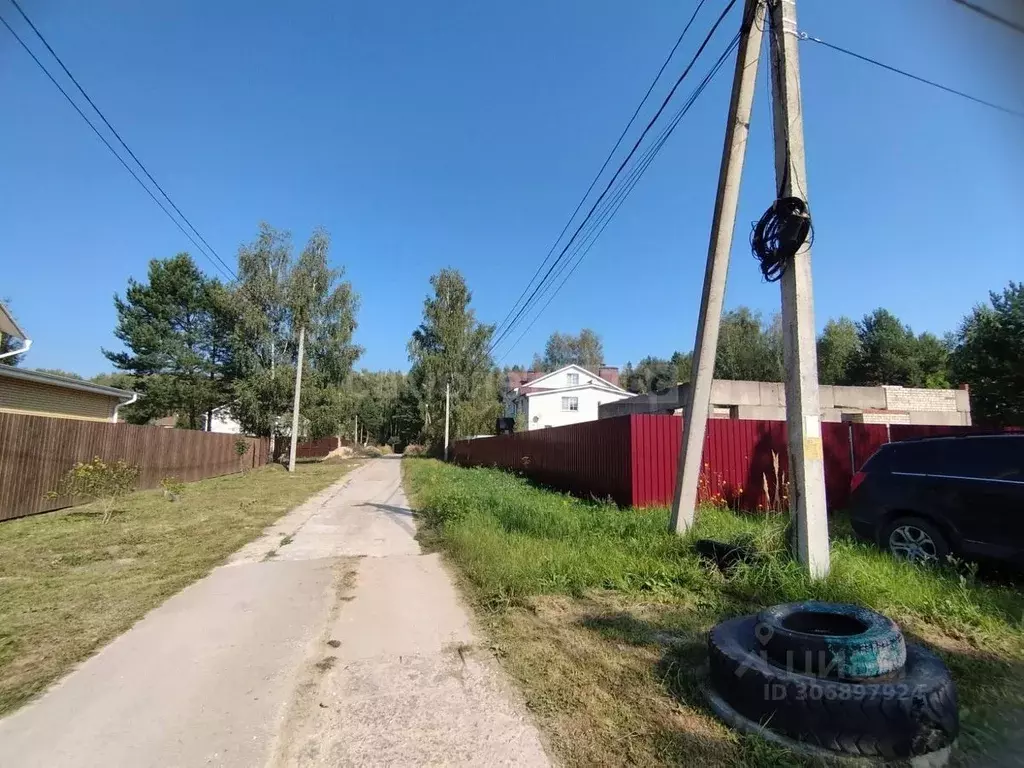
671;0;766;533
287;325;306;473
443;381;451;462
768;0;830;577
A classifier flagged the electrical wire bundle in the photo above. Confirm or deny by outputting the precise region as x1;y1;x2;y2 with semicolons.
750;195;812;282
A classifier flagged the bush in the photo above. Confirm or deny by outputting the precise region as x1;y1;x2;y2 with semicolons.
160;476;185;501
234;439;251;473
378;444;394;455
403;444;427;457
48;457;140;523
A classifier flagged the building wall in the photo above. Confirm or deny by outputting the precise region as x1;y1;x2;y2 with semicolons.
598;380;972;427
526;387;631;430
0;378;118;422
206;407;243;434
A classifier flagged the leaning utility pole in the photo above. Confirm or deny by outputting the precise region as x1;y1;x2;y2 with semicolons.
768;0;830;577
443;381;451;462
671;0;766;533
287;325;306;473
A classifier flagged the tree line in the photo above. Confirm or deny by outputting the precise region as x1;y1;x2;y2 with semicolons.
3;240;1020;442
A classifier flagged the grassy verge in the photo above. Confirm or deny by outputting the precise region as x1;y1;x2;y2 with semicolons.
404;459;1024;767
0;459;361;716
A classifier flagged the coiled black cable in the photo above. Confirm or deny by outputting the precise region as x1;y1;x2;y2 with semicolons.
750;196;813;282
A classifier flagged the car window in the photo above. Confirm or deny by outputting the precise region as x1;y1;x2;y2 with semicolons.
887;441;941;474
924;437;1022;481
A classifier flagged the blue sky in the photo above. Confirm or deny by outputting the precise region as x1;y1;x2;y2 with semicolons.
1;0;1021;376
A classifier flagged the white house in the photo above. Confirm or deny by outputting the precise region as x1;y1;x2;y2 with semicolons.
504;364;631;430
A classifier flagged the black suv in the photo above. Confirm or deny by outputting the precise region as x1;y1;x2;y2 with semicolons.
848;434;1024;564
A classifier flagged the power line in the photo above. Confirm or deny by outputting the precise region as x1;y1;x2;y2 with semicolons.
950;0;1024;35
2;1;240;282
495;33;742;363
491;0;710;342
0;10;236;283
488;0;740;356
798;31;1024;118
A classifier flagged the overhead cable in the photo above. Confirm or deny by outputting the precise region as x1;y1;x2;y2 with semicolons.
488;0;741;355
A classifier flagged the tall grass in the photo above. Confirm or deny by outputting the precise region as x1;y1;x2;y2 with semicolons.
405;459;1024;642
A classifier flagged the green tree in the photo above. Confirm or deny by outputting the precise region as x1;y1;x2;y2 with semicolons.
622;356;677;394
951;282;1024;425
816;317;860;385
532;328;605;371
670;350;693;384
230;225;362;443
0;333;23;366
408;269;499;447
104;254;237;430
714;307;784;381
31;368;84;379
915;332;952;389
847;309;919;386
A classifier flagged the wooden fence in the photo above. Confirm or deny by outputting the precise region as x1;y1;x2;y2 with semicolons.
451;415;1009;511
0;413;269;521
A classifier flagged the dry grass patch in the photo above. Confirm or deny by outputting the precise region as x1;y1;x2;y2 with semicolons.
0;458;361;715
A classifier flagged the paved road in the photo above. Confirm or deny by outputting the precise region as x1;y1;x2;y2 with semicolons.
0;457;550;767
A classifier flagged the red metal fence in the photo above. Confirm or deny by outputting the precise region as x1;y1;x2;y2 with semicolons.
451;415;1004;511
0;413;269;521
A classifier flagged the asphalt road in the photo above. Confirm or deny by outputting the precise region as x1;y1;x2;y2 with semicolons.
0;456;550;767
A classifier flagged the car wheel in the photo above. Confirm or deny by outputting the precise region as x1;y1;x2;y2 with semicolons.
882;517;949;564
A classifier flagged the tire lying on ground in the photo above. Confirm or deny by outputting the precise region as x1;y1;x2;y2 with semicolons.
708;615;958;759
756;601;906;680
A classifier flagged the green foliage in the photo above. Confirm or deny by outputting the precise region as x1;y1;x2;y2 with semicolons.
531;329;604;372
104;254;236;430
0;332;24;366
160;476;186;501
951;281;1024;425
816;317;860;385
406;460;1024;640
31;368;84;380
229;223;362;441
407;269;499;448
714;307;784;381
48;457;140;523
621;356;678;394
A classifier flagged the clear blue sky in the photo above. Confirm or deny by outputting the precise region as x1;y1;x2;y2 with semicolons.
1;0;1021;376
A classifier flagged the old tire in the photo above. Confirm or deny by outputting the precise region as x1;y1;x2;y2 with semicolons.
708;615;958;759
756;601;906;680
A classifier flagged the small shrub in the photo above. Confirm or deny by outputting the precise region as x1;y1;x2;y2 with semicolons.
379;444;394;455
48;457;140;523
160;476;185;502
234;439;251;473
404;444;427;457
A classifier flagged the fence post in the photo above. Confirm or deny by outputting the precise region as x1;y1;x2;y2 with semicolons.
847;423;855;471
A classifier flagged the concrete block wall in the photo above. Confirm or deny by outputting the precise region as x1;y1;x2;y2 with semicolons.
599;380;972;427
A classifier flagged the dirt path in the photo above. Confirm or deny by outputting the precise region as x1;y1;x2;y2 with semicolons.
0;457;550;767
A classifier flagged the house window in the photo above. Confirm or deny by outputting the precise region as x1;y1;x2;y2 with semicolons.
561;396;579;412
567;373;579;386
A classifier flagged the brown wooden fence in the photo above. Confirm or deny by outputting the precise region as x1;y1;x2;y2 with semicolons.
0;413;269;521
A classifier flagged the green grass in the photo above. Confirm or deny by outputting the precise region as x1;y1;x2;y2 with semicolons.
0;459;361;716
404;459;1024;767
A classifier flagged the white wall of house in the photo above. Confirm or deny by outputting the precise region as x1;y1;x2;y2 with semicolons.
206;406;243;434
523;386;630;430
